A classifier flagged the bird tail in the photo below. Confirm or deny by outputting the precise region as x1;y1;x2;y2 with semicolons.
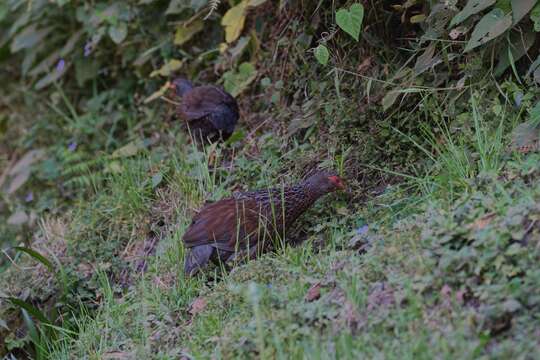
184;245;214;276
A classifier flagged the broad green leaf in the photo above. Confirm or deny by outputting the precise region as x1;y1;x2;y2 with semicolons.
534;66;540;84
151;173;163;188
336;3;364;41
450;0;496;27
60;29;84;56
150;59;183;77
21;47;40;76
221;0;248;43
530;101;540;126
494;30;536;76
227;36;250;60
7;170;30;194
35;63;69;90
414;43;442;75
464;8;512;52
9;149;45;176
0;3;9;22
249;0;268;6
511;0;538;24
7;211;28;225
526;54;540;82
8;11;31;38
10;25;53;52
382;90;400;111
314;44;329;65
174;20;204;45
108;22;128;44
191;0;208;11
531;2;540;31
112;139;146;158
166;0;188;15
30;30;81;75
222;62;257;97
29;50;61;77
5;149;45;193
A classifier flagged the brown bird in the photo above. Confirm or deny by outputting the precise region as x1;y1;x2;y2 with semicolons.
171;78;239;142
182;170;345;276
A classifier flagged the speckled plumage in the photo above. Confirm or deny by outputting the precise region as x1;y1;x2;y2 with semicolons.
182;170;344;275
172;78;239;142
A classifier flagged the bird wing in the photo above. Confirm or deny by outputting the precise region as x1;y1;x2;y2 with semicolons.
179;86;237;121
182;198;262;252
207;104;238;134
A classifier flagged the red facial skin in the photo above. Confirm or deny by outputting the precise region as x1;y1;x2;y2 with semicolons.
328;175;345;190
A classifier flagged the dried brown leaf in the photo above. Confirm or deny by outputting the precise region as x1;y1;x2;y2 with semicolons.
470;213;496;230
305;282;321;302
189;296;207;315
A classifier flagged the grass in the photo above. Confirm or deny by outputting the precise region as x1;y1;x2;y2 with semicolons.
2;4;540;358
4;97;538;358
2;71;540;358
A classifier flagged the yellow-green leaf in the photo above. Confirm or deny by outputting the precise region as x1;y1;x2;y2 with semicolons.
463;9;512;53
150;59;183;78
144;81;171;104
222;62;257;97
174;20;204;45
221;1;248;43
112;140;146;158
248;0;268;6
382;90;400;111
314;44;329;65
410;14;426;23
336;3;364;41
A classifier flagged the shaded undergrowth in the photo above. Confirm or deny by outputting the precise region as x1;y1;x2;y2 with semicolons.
2;1;540;358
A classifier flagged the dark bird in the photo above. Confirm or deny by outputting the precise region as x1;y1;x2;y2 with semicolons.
171;78;239;143
182;170;345;276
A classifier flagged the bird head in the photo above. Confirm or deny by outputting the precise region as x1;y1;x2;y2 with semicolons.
305;170;346;193
170;77;194;97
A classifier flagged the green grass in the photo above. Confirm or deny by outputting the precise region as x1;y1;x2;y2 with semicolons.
2;66;540;359
4;110;537;359
2;3;540;356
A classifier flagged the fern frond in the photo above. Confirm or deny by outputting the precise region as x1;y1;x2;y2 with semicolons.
60;151;111;191
204;0;220;20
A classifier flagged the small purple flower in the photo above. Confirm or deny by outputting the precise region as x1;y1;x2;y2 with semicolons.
25;192;34;202
68;141;77;152
84;42;92;57
355;224;369;235
56;59;65;73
